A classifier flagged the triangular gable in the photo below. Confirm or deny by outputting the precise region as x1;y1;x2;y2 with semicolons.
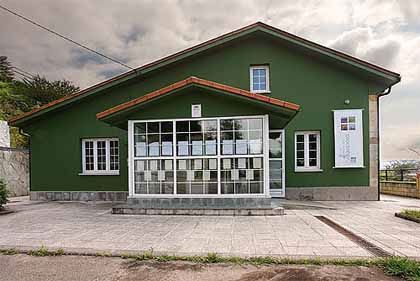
9;22;400;127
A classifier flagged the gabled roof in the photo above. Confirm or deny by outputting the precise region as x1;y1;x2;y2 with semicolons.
9;22;401;127
96;76;300;121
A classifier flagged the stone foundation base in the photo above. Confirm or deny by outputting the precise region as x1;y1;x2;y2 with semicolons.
112;205;284;216
30;191;128;202
285;186;378;201
127;197;272;208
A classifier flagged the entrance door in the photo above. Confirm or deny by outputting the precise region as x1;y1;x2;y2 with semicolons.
269;130;285;197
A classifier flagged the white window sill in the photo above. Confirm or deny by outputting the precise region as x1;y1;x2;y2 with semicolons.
250;90;271;94
78;172;120;176
294;168;323;173
333;166;365;169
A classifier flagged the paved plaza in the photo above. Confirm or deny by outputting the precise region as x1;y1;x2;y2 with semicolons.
0;195;419;258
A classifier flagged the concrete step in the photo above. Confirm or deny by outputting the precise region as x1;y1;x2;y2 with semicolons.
112;205;284;216
126;197;272;208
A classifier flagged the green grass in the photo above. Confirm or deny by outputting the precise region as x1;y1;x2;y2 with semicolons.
401;209;420;220
1;247;420;280
27;246;65;257
379;257;420;281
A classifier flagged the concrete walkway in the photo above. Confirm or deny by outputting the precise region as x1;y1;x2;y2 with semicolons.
0;195;419;258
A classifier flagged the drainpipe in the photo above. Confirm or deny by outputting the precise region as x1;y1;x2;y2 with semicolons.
19;128;31;197
377;87;392;201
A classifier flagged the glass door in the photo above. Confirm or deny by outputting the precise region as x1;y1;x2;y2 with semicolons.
269;130;285;197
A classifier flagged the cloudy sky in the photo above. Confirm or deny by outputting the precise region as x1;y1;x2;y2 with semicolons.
1;0;419;161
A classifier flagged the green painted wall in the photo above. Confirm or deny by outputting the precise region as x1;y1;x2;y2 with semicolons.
24;33;381;192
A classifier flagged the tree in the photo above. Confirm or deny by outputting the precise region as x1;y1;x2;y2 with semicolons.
16;75;79;107
0;56;80;148
0;56;14;82
385;160;419;170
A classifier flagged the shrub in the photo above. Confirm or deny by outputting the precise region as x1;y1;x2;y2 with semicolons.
0;179;9;210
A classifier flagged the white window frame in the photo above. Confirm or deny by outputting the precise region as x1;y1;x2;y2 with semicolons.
294;131;321;172
249;65;270;93
128;115;270;198
269;129;285;198
81;138;119;175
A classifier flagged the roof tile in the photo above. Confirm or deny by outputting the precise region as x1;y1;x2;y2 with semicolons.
96;76;300;120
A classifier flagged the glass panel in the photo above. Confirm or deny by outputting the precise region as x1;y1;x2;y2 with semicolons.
135;135;147;157
249;119;263;130
190;121;202;132
193;159;203;170
235;182;248;194
135;123;146;134
203;120;217;131
204;132;217;155
176;121;189;132
238;158;247;169
221;182;234;194
250;182;263;193
178;160;187;170
234;119;248;131
191;133;203;156
249;140;262;154
147;122;159;133
269;160;282;181
148;134;160;156
84;141;94;171
235;140;248;154
161;134;173;156
222;131;233;155
134;159;174;195
175;158;217;194
269;181;282;191
177;133;189;156
208;159;217;170
161;121;173;133
97;141;106;170
220;119;233;130
309;134;317;142
269;132;282;158
110;140;119;170
253;158;262;169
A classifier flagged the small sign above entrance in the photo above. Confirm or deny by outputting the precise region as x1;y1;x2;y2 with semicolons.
191;104;201;118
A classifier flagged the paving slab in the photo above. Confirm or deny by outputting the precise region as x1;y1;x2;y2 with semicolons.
0;195;419;258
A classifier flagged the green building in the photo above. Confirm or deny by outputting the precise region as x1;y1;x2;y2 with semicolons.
9;22;400;205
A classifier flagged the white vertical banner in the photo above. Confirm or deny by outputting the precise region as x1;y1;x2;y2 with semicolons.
333;109;364;168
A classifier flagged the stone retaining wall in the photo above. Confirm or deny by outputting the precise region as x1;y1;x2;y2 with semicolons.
0;147;30;197
380;181;420;199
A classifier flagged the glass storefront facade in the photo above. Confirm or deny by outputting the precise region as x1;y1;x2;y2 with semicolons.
130;116;272;196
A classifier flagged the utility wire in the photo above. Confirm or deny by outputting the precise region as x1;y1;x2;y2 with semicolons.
12;66;35;78
0;3;135;70
12;69;33;80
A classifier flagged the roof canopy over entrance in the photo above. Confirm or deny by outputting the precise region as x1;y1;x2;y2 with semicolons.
96;77;300;129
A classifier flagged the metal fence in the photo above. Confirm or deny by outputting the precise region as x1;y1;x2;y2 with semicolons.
380;168;418;182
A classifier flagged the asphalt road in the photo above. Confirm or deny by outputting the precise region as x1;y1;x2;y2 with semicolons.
0;254;402;281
